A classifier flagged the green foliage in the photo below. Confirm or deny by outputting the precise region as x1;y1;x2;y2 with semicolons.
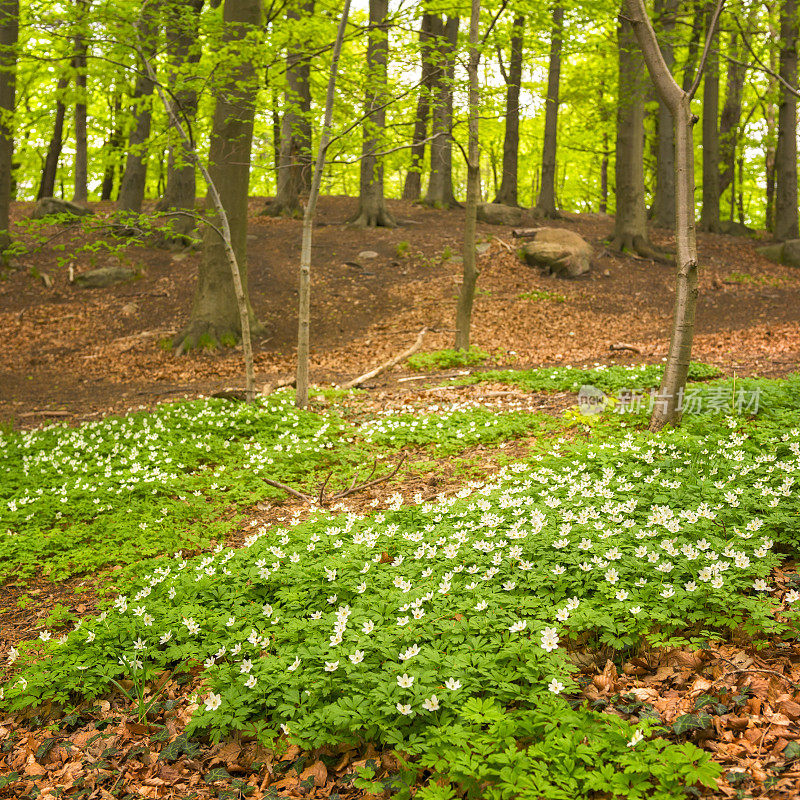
516;289;566;303
463;361;722;393
407;347;490;372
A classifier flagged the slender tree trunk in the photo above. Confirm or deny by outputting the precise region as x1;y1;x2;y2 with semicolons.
494;15;523;206
402;13;434;201
172;0;265;352
0;0;17;255
270;0;313;217
600;131;609;212
699;1;720;231
455;0;481;351
38;74;69;200
623;0;722;431
117;5;159;214
775;0;798;240
719;29;746;203
424;15;459;208
611;9;655;256
651;0;678;228
72;0;89;205
101;91;124;200
296;0;351;407
535;3;563;217
350;0;395;227
156;0;204;235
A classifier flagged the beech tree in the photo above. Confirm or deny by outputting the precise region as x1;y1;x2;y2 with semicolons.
623;0;724;430
775;0;798;240
0;0;16;255
493;14;523;207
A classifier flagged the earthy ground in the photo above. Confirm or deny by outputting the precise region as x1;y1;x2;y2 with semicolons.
1;195;799;427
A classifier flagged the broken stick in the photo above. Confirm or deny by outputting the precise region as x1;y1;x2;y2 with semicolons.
341;327;429;389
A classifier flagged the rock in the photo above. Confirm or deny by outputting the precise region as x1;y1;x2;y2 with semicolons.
74;266;138;288
718;219;755;237
476;203;528;226
476;242;491;255
519;227;593;278
30;197;94;220
757;243;785;264
358;250;379;260
782;239;800;267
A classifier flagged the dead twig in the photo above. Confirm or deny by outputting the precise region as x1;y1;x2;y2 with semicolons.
329;454;407;501
262;478;314;503
341;327;429;389
493;236;514;253
609;342;642;354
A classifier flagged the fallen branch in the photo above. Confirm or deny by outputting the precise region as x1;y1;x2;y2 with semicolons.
609;342;642;354
397;370;471;383
261;376;296;395
262;455;407;506
341;327;429;389
493;236;514;253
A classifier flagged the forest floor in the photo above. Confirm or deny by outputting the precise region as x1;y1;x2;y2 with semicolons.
1;195;800;427
2;198;800;800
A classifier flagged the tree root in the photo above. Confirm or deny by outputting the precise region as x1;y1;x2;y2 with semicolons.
260;199;303;219
347;206;397;228
608;232;672;264
172;316;266;355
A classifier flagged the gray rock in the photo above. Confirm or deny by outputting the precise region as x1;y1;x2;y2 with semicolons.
781;240;800;267
30;197;94;221
756;243;785;264
358;250;379;260
476;203;527;226
74;266;138;288
718;219;755;237
476;242;491;255
519;227;593;278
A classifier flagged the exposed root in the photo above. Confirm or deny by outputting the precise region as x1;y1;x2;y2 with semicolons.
260;199;303;219
347;207;397;229
608;232;672;264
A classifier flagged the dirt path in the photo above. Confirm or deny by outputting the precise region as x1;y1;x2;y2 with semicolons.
2;196;799;427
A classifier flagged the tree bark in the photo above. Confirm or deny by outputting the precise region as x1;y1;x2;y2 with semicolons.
535;3;563;217
494;15;523;206
173;0;264;352
100;90;124;200
699;0;720;232
296;0;351;407
651;0;678;228
718;28;746;202
455;0;481;351
349;0;395;227
38;73;69;200
156;0;204;236
0;0;17;255
610;9;655;257
72;0;89;206
623;0;723;431
402;13;434;201
270;0;314;218
117;4;159;214
424;14;459;208
775;0;798;241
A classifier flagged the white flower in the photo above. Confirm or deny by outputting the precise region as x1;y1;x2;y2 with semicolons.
226;616;236;627
183;617;200;635
262;604;273;617
629;606;642;615
86;631;96;643
627;729;644;748
684;581;697;592
143;613;154;627
604;568;619;584
397;616;410;627
362;620;375;634
159;630;172;644
324;660;339;672
39;630;52;642
7;647;19;663
548;678;565;694
288;656;301;671
660;586;675;599
399;644;420;662
357;583;367;594
615;590;628;601
474;600;488;611
566;597;580;611
204;692;222;712
785;589;800;603
753;579;771;592
240;659;253;674
396;702;413;716
349;650;365;665
244;675;257;689
556;608;570;621
397;673;415;688
422;695;440;711
540;627;559;652
509;620;527;633
133;637;146;652
711;575;724;589
445;678;461;691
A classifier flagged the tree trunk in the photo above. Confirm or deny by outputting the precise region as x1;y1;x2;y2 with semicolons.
623;0;720;431
424;15;459;208
699;1;720;232
0;0;17;255
610;10;654;256
117;5;159;214
156;0;204;236
494;15;523;206
72;0;89;206
718;29;746;202
173;0;264;352
535;3;563;217
455;0;481;351
600;130;609;212
38;73;69;200
775;0;798;241
651;0;678;228
350;0;395;227
100;91;124;200
402;13;434;201
270;0;314;218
